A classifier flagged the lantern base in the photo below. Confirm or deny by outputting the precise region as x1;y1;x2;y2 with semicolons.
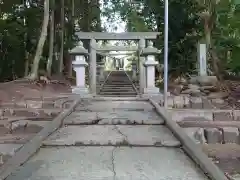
143;87;160;94
141;87;162;99
71;86;92;97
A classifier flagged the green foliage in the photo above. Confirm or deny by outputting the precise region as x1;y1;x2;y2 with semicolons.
0;0;102;81
212;0;240;74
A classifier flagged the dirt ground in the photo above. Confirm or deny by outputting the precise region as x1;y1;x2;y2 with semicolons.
0;77;72;103
202;144;240;177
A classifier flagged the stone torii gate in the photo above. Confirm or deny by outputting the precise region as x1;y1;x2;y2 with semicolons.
70;32;160;96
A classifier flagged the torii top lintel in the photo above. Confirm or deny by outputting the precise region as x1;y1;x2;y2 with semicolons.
76;32;160;40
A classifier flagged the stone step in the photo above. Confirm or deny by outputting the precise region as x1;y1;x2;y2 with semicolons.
106;78;129;80
104;85;133;88
103;86;133;89
104;82;132;85
98;94;137;97
105;82;132;85
99;89;136;94
99;71;137;96
104;84;133;87
107;76;128;78
101;90;134;92
103;84;133;87
109;72;126;75
100;88;134;92
100;91;137;96
106;78;129;79
103;85;133;88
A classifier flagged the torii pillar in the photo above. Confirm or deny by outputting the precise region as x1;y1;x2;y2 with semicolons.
139;38;146;94
89;39;97;95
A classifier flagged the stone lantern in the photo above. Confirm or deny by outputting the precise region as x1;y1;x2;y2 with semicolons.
140;41;160;95
69;41;90;96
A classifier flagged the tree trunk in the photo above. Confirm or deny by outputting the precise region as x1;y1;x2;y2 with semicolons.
30;0;50;79
66;0;75;77
204;24;211;50
24;52;29;76
210;48;230;92
47;0;55;76
58;0;64;74
204;16;223;83
23;0;29;77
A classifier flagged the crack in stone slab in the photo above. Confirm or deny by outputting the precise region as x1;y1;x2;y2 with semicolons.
87;113;104;124
67;118;103;125
111;147;117;180
113;125;128;141
90;118;104;125
65;113;103;125
153;141;181;147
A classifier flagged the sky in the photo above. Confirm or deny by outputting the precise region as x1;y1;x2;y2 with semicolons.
99;0;135;65
99;0;126;33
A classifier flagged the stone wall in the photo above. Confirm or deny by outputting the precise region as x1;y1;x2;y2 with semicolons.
185;127;240;144
159;95;231;109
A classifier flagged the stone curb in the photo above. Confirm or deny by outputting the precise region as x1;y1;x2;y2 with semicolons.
0;98;82;180
169;109;240;122
149;98;228;180
124;71;139;94
98;70;112;92
179;120;240;128
159;96;229;109
0;99;74;109
159;96;215;108
0;108;61;117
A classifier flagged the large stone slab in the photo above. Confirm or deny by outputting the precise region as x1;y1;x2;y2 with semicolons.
169;109;213;122
0;144;23;165
114;147;208;180
64;111;164;125
43;125;180;146
0;144;22;156
0;134;35;144
6;147;207;180
75;101;154;112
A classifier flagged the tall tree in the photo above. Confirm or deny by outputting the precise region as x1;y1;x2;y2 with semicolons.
30;0;50;79
47;0;55;76
58;0;65;74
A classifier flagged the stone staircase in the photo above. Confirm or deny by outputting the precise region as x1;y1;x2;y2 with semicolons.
99;71;138;97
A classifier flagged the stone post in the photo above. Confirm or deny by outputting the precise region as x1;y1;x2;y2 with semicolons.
138;38;146;94
141;41;160;96
89;39;97;95
131;61;137;81
113;57;117;70
197;43;207;76
96;64;101;81
99;61;105;82
69;41;90;96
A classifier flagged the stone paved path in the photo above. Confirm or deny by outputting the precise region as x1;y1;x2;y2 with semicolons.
5;99;209;180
